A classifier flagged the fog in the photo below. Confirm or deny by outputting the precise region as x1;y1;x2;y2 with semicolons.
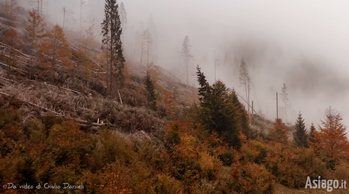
18;0;349;130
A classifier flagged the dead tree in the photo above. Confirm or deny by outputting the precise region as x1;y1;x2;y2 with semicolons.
181;35;193;85
239;59;251;114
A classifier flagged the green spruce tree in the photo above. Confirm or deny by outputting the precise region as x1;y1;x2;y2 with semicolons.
308;122;316;145
196;65;211;106
293;113;308;147
195;65;249;149
101;0;125;97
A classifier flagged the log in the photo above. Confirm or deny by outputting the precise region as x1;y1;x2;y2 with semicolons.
118;90;123;105
0;91;106;128
0;61;27;75
0;42;30;58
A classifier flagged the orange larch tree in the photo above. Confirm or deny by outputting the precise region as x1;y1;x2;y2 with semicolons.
163;90;175;116
23;9;46;55
44;25;72;67
268;118;288;144
309;113;349;170
2;29;23;66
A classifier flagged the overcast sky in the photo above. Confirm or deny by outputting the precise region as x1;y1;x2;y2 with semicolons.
18;0;349;130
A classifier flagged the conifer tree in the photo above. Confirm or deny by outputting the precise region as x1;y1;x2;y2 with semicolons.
119;2;127;26
268;118;288;144
195;65;246;149
145;74;156;111
308;122;316;144
181;36;193;85
140;29;152;66
293;113;308;147
239;59;251;114
44;25;72;67
281;83;289;122
80;0;86;32
309;112;349;170
101;0;125;97
23;9;46;54
196;65;211;107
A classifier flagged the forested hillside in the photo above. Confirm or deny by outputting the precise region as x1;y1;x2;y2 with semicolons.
1;0;349;193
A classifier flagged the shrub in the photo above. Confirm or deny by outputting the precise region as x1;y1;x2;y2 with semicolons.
154;174;183;194
218;152;235;166
229;162;275;194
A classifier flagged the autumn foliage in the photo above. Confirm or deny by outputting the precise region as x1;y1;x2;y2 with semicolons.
309;113;349;170
268;118;288;144
44;25;72;68
2;4;349;193
1;29;23;66
23;9;46;53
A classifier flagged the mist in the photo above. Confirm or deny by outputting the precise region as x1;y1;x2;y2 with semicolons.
18;0;349;130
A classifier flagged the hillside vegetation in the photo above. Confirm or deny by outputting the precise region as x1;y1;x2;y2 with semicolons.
1;1;349;194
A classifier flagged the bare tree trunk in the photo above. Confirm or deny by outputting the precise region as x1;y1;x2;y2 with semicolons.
140;36;144;66
37;0;39;14
147;42;149;66
118;90;123;104
285;101;287;123
40;0;43;15
63;7;66;30
276;92;278;119
186;57;188;85
247;83;250;115
110;39;113;98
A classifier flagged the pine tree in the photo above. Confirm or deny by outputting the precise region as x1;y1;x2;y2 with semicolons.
196;65;211;107
195;65;245;149
309;112;349;170
281;83;289;123
268;118;288;144
140;29;152;66
119;2;127;26
101;0;126;97
145;74;156;111
293;113;308;147
239;59;251;114
23;9;46;54
79;0;86;32
44;25;72;66
81;19;98;50
181;36;193;85
308;122;316;144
